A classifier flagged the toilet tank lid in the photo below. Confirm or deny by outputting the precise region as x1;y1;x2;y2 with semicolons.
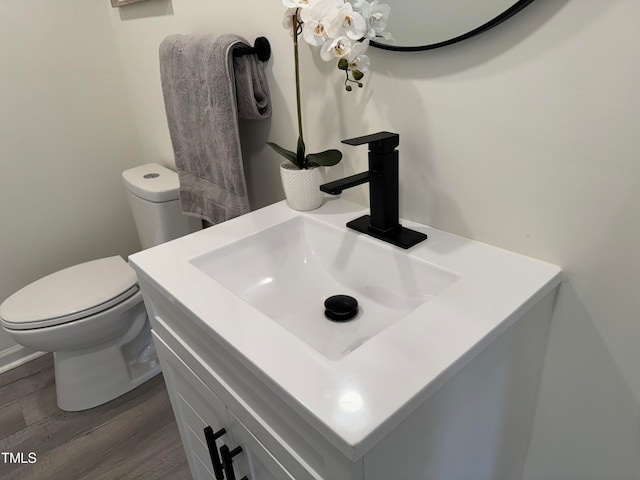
122;163;180;202
0;256;138;324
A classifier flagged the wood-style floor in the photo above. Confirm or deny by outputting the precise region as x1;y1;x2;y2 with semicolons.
0;354;190;480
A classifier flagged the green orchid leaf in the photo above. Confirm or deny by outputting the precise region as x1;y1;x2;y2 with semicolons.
296;136;306;169
306;149;343;167
266;142;302;169
266;142;296;163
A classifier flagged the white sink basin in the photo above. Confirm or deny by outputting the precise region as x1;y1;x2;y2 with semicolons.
191;216;459;360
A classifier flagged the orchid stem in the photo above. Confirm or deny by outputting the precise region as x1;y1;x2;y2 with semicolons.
293;10;304;145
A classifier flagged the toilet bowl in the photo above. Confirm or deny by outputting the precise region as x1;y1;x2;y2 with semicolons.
0;163;200;411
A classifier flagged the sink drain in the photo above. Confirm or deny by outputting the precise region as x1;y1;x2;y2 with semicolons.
324;295;359;322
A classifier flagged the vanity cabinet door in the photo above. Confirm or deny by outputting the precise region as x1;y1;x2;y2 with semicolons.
225;411;296;480
154;330;298;480
153;331;229;480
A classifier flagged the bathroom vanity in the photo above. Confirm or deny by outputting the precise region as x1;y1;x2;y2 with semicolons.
129;199;561;480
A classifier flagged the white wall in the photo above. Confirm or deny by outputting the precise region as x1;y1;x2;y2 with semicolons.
0;1;143;355
108;1;640;478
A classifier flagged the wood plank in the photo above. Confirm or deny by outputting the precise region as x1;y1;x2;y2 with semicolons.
20;381;59;427
0;401;26;440
0;354;52;390
0;375;161;454
0;354;55;410
2;379;175;480
77;422;190;480
0;356;189;480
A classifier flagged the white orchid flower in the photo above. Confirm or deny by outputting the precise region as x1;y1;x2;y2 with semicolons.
320;35;352;61
353;1;373;38
301;18;327;46
365;0;391;37
300;0;341;46
345;0;367;10
326;2;367;40
346;39;370;72
277;0;390;92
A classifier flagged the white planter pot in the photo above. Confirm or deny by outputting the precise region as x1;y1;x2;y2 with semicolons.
280;162;325;211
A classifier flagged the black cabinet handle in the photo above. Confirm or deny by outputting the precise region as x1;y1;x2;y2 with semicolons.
220;444;248;480
203;426;226;480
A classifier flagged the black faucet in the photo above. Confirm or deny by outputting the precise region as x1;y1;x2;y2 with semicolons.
320;132;427;249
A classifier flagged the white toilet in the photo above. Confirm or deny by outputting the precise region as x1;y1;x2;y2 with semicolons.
0;163;200;411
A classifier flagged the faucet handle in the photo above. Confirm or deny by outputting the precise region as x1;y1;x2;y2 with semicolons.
342;131;399;154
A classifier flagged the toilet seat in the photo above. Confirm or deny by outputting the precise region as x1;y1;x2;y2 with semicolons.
0;256;138;330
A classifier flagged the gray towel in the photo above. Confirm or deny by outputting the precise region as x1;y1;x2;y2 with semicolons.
159;33;271;224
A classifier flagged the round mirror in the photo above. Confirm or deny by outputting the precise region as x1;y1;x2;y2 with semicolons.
371;0;536;51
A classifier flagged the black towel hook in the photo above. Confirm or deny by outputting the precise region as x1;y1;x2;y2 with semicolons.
233;37;271;62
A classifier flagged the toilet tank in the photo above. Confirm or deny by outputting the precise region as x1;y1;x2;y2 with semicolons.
122;163;201;250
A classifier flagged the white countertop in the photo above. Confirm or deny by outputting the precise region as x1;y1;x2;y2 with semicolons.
129;199;561;459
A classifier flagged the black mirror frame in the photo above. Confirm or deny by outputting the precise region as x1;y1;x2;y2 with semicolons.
370;0;536;52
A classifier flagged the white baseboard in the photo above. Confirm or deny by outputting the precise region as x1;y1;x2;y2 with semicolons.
0;345;46;375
